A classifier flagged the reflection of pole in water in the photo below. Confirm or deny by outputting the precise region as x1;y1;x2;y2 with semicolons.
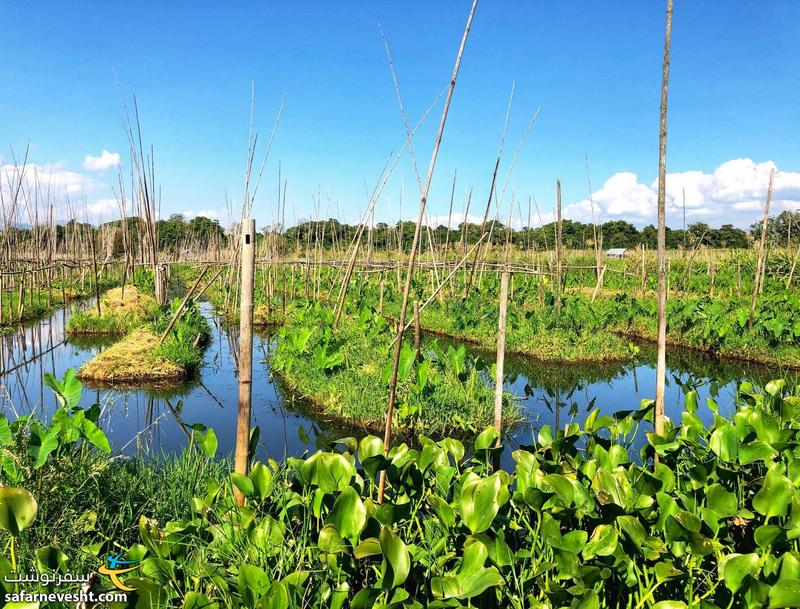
554;388;561;432
632;366;639;395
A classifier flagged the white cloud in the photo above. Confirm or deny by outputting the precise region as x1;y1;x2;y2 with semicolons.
86;197;120;219
1;162;100;199
83;150;120;171
566;159;800;227
183;209;220;219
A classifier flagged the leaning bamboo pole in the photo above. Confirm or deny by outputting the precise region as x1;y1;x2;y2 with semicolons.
377;0;478;504
749;168;775;329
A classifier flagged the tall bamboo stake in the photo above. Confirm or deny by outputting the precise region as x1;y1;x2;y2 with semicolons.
494;271;509;442
654;0;674;440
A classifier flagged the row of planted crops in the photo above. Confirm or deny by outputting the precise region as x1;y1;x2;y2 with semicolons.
0;256;799;607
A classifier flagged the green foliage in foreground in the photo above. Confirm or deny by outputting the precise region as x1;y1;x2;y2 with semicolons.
4;371;800;607
271;302;520;433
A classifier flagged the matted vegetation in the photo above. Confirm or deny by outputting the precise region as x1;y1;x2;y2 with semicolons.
76;327;184;383
77;298;211;383
270;302;521;434
67;285;159;335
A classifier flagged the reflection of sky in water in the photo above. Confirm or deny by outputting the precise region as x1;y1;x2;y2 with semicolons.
0;303;796;469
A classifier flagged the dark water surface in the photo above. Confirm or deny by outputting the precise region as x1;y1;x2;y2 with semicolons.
0;303;796;468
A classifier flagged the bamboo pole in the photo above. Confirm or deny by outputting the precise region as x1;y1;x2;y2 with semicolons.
158;267;209;345
654;0;673;440
377;0;478;504
555;180;563;315
749;168;775;329
493;271;509;442
234;219;256;507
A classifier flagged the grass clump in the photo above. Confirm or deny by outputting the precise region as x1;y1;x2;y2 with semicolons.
67;285;158;335
270;303;521;434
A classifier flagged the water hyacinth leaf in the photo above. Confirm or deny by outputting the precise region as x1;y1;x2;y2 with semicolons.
650;603;687;609
351;589;382;609
722;553;760;593
249;462;274;500
543;474;574;506
709;423;738;462
325;486;366;543
358;435;384;461
301;452;355;493
706;483;738;518
474;426;499;450
753;469;793;519
238;564;270;606
231;473;254;497
318;525;349;555
183;592;218;609
354;537;381;559
769;578;800;608
459;472;510;534
0;487;38;535
582;524;618;559
378;527;410;589
739;440;778;465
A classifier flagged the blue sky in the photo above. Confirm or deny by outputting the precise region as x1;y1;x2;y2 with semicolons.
2;1;799;229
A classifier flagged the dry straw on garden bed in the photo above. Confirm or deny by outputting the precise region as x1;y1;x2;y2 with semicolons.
77;328;184;382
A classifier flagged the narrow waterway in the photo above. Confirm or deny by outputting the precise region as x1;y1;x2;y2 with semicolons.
0;303;795;468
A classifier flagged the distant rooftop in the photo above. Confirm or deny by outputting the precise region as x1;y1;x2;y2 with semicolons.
606;248;627;257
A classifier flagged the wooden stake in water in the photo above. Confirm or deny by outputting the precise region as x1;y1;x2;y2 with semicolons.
494;271;509;442
234;218;256;507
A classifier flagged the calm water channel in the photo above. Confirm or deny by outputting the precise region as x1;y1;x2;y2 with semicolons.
0;302;795;469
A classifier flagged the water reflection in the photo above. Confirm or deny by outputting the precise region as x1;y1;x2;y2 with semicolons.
0;304;796;469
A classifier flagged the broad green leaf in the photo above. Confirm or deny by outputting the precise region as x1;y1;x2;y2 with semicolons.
0;488;38;535
582;524;618;559
722;553;760;593
379;527;409;589
326;486;366;543
753;469;793;519
459;472;510;534
249;462;273;500
709;423;738;462
474;426;499;450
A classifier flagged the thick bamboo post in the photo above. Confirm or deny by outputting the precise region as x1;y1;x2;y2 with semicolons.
493;271;509;441
234;219;256;507
654;0;673;441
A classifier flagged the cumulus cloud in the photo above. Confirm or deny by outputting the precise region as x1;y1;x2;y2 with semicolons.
1;162;100;198
565;159;800;227
83;150;120;171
